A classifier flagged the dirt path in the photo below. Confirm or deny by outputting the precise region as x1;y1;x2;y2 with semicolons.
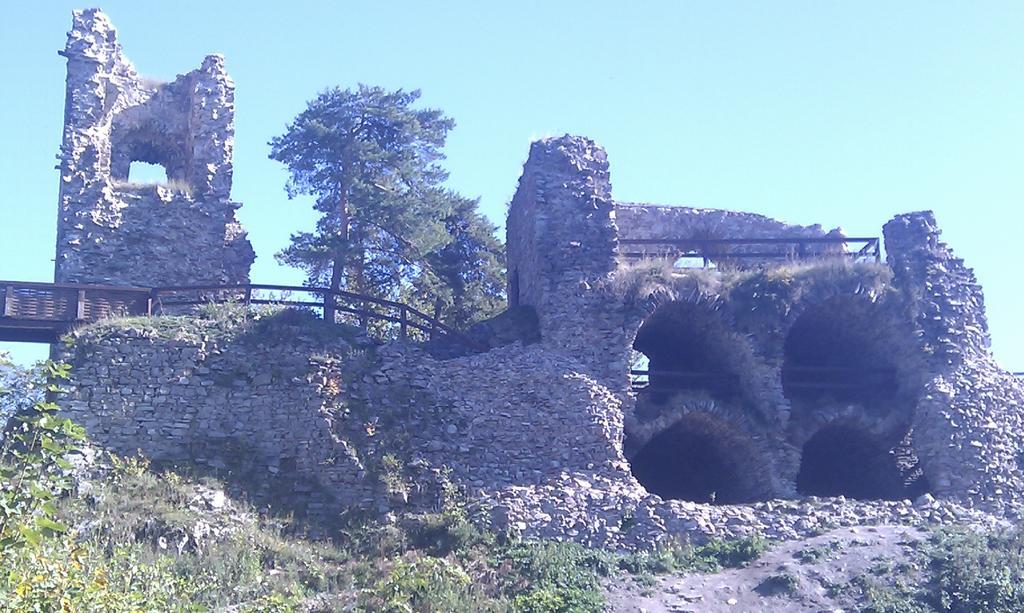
604;524;926;612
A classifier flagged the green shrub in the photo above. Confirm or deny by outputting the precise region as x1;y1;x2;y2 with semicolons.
618;534;769;581
498;540;612;611
922;527;1024;612
0;536;204;611
0;359;84;550
358;556;498;612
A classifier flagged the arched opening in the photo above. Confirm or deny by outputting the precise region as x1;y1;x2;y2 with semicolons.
632;302;746;406
796;424;926;500
128;160;168;184
629;413;771;504
110;110;190;184
782;299;901;409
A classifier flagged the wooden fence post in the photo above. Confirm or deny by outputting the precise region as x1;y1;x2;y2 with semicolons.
76;289;87;320
399;306;408;340
324;292;334;323
2;286;13;317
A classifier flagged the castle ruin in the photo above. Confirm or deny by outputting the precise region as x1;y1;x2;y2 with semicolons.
505;136;1023;511
54;11;1024;548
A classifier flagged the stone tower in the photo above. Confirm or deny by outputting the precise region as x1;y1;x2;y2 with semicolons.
505;136;628;383
54;9;254;287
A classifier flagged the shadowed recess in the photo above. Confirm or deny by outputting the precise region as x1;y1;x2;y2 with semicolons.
633;302;745;404
796;424;924;500
782;299;901;408
629;412;771;504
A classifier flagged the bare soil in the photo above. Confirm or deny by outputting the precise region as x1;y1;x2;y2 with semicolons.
604;524;926;612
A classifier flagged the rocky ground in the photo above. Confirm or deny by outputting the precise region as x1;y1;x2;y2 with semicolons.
605;524;926;612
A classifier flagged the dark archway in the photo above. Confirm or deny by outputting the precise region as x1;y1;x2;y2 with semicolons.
633;302;747;405
629;413;771;504
796;425;926;500
782;299;902;408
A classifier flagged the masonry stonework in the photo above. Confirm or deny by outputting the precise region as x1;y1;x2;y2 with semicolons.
52;14;1024;548
54;9;254;287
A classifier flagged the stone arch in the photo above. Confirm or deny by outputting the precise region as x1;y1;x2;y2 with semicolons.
780;295;930;499
781;296;921;427
631;299;761;412
627;411;776;504
110;102;191;184
795;422;929;500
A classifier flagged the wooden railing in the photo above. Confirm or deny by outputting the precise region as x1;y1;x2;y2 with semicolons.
0;280;481;350
618;236;881;267
629;369;739;392
630;365;898;392
0;281;152;342
151;284;481;348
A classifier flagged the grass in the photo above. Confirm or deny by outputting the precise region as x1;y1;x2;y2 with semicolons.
112;177;194;196
1;448;779;611
794;539;843;564
68;302;360;350
616;534;770;587
608;256;893;308
849;526;1024;613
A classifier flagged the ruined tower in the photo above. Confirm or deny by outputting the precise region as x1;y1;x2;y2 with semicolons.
505;136;626;382
54;9;254;287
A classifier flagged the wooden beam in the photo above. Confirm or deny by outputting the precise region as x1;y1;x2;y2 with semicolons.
2;285;12;318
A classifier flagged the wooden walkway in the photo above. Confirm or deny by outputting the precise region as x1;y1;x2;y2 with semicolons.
0;281;480;349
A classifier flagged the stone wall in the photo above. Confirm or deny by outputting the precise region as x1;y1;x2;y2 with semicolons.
59;309;638;518
501;134;1024;520
61;310;1009;548
60;314;369;519
505;136;632;386
54;9;253;287
57;129;1024;548
884;212;1024;511
615;202;832;244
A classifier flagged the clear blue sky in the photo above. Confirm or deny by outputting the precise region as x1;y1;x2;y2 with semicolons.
1;2;1021;369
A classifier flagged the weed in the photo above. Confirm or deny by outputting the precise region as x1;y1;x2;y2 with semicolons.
757;571;798;595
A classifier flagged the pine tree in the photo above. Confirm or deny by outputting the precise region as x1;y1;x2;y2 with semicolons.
269;85;504;326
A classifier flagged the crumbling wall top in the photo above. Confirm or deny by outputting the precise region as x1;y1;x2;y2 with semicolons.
54;9;253;287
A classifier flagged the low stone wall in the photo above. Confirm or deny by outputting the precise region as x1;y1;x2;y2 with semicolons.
60;315;370;519
59;311;641;529
615;202;831;243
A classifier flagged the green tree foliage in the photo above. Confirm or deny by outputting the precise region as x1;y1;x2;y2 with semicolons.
0;355;83;551
269;85;505;328
0;356;38;433
408;195;505;328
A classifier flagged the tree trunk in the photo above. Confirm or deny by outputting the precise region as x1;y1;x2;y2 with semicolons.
325;190;350;324
352;225;367;329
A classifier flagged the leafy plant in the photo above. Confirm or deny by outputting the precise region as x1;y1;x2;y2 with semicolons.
0;358;84;550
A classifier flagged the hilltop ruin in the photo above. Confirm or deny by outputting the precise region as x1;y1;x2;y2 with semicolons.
50;11;1024;547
